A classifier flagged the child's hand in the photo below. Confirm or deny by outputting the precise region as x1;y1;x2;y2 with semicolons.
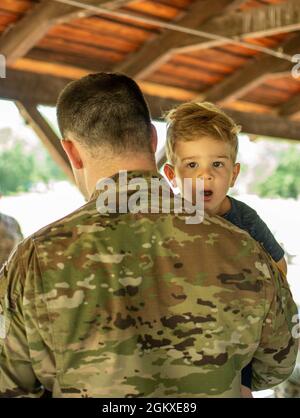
241;385;253;398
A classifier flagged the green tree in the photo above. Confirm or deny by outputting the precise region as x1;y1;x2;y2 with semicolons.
0;142;36;194
0;140;66;195
35;151;66;184
256;146;300;199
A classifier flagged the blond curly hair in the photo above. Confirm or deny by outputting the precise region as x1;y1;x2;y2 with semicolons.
165;101;241;164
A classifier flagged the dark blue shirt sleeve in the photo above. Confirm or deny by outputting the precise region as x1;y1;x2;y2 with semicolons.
249;212;284;262
241;363;252;389
223;197;284;262
224;197;285;392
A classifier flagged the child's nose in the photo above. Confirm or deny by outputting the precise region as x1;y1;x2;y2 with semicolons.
198;168;213;180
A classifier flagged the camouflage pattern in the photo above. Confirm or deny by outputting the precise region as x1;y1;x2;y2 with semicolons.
0;212;23;268
0;171;298;398
274;352;300;398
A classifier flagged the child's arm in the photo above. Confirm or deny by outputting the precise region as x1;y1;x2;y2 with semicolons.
227;198;285;270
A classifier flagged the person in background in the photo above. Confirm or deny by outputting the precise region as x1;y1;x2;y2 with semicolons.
0;204;23;268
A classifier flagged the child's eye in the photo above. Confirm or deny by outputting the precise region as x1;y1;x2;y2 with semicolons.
186;162;198;169
212;161;224;168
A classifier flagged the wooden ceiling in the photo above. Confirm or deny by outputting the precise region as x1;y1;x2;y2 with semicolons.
1;0;300;179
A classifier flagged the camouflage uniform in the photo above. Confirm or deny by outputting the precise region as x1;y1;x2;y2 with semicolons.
274;352;300;398
0;171;298;398
0;212;23;268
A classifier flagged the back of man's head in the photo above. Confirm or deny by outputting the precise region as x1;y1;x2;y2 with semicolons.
56;72;152;155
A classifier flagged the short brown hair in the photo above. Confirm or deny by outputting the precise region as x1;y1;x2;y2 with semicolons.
165;101;240;163
57;72;152;154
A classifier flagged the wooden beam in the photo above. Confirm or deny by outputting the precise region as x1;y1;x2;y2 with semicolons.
0;0;130;65
116;0;300;79
225;108;300;141
224;0;249;13
145;96;180;121
279;93;300;117
116;0;236;79
203;33;300;104
224;100;275;115
0;69;70;106
8;58;198;102
11;57;96;80
1;67;196;107
15;101;74;183
144;95;300;141
4;70;300;142
177;0;300;54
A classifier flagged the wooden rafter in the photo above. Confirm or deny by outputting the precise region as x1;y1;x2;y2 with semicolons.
177;0;300;54
116;0;239;79
203;33;300;104
115;0;300;79
1;66;197;108
279;93;300;117
8;59;197;102
2;70;300;142
0;0;131;65
0;69;70;106
15;101;74;183
137;95;300;142
224;108;300;141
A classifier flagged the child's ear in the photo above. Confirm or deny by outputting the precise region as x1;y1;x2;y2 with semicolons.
230;162;240;187
163;163;177;188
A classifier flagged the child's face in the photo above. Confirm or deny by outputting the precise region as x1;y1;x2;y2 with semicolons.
165;136;240;215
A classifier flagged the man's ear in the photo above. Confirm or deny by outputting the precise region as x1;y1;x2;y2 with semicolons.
230;162;240;187
150;124;158;154
163;163;177;188
61;139;83;169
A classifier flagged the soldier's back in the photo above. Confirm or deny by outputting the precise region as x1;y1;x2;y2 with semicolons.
4;172;297;398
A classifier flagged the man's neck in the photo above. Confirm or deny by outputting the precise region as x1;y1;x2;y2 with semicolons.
85;156;157;199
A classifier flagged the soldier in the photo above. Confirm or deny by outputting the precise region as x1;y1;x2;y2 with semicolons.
0;73;298;398
0;211;23;268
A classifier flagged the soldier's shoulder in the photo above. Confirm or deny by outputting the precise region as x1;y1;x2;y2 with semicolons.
202;212;274;265
203;212;253;237
28;199;96;245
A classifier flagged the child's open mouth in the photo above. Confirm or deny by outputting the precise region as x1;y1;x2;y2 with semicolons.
203;190;213;201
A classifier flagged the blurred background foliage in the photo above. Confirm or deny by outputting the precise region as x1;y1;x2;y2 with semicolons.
0;127;66;194
255;146;300;199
